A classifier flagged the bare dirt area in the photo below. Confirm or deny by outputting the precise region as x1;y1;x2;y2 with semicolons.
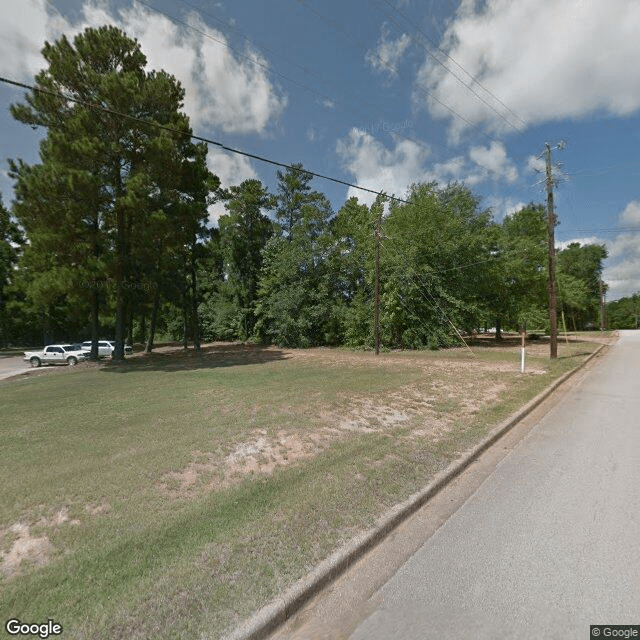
151;334;611;500
0;508;81;579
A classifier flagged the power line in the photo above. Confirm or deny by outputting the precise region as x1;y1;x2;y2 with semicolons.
560;226;640;235
174;0;325;85
379;235;475;354
136;0;433;157
294;0;480;133
0;74;411;206
3;74;560;233
371;0;527;133
133;0;327;105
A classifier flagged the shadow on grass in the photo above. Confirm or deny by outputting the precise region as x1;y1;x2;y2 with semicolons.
99;342;290;374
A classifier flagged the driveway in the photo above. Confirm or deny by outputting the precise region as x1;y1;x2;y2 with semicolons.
0;355;40;380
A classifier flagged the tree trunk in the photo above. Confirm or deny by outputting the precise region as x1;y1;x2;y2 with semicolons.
145;286;160;354
42;307;51;346
114;280;126;360
182;288;189;350
495;316;502;340
113;177;126;361
139;310;147;345
191;243;200;352
89;289;100;360
127;306;134;348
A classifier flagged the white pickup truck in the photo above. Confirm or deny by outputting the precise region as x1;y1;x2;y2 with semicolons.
24;345;89;367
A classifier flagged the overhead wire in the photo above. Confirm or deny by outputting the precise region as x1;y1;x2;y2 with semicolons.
0;74;411;206
370;0;528;133
378;233;476;354
294;0;480;133
293;0;541;182
25;0;539;201
134;0;433;157
4;67;578;347
133;0;328;104
2;73;558;234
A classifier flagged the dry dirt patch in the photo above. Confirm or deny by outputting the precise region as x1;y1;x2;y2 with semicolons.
156;344;540;498
0;507;80;578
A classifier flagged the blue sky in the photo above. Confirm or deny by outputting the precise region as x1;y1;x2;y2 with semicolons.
1;0;640;300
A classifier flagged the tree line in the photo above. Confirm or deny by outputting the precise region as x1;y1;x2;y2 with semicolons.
606;294;640;329
0;26;608;355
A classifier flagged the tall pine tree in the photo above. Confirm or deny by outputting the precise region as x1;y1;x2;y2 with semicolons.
10;26;216;358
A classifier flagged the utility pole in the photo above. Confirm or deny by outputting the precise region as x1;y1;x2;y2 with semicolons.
544;142;559;359
599;279;606;330
374;203;381;356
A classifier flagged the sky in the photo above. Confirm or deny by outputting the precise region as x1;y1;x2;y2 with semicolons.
1;0;640;300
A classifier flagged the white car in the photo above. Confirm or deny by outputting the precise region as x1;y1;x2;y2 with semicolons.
81;340;133;356
24;344;89;367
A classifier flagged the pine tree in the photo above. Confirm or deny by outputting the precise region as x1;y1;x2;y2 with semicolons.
10;26;216;358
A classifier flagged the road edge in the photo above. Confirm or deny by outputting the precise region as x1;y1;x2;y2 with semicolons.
222;343;608;640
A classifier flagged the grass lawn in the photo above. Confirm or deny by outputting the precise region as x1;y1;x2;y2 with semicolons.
0;336;610;639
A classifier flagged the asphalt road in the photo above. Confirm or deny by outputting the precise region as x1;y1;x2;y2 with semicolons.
344;330;640;639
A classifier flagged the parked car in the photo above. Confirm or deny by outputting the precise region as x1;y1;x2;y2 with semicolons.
24;344;89;367
81;340;133;356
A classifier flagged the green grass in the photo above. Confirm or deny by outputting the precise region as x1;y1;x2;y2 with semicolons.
0;339;602;639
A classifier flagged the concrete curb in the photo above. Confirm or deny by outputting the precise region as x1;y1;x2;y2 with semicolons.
223;343;608;640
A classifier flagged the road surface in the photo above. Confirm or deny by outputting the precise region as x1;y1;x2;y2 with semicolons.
0;355;39;380
272;331;639;640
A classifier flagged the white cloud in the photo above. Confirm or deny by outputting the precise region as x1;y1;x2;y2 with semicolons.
429;142;519;186
604;253;640;300
484;196;526;222
620;201;640;226
469;141;518;183
336;128;429;205
526;155;547;174
2;0;287;135
597;200;640;299
552;233;640;301
336;130;525;205
607;232;640;261
0;0;70;78
417;0;640;137
432;155;466;182
557;237;601;251
206;148;258;224
366;24;411;79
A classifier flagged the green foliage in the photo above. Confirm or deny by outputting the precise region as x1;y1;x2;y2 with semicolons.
486;203;548;333
3;25;613;353
0;196;26;346
274;162;314;239
342;290;374;348
9;25;216;354
382;182;493;348
556;242;607;330
327;197;377;347
606;293;640;329
216;180;275;339
254;166;336;347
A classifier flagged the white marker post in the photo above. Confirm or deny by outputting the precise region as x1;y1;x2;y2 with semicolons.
520;327;526;373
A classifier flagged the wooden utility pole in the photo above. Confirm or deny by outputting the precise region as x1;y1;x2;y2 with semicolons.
545;143;558;359
374;205;381;355
599;279;606;330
